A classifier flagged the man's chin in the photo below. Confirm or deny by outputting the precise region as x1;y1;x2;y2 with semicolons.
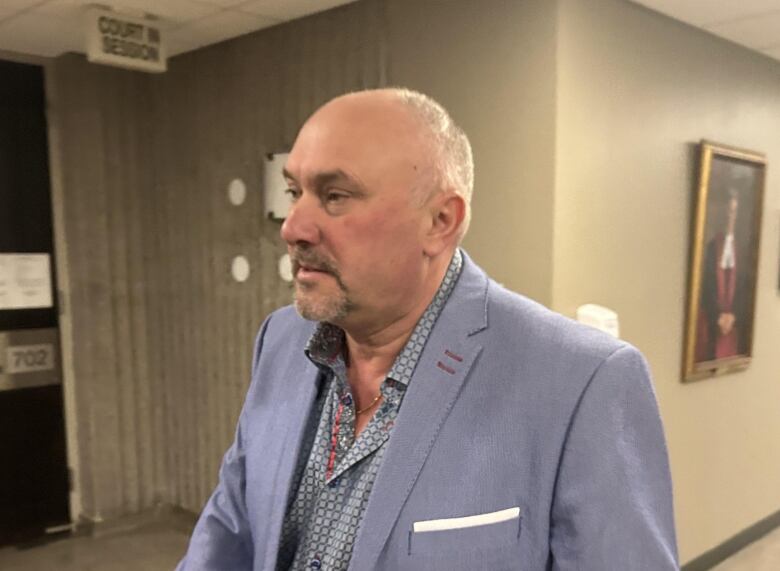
293;293;348;323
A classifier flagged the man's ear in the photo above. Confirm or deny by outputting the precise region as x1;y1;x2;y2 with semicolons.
423;191;466;257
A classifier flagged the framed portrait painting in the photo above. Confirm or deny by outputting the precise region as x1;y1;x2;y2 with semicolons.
683;141;766;382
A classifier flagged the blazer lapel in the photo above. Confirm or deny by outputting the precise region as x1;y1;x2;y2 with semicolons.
260;352;322;570
348;253;490;570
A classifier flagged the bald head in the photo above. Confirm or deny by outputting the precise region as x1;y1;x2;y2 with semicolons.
298;88;473;240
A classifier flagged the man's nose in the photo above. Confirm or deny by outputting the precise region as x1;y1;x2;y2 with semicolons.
280;195;321;246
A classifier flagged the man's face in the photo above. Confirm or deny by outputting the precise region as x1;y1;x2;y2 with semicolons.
280;94;434;330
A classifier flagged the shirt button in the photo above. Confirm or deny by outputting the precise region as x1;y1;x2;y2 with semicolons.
310;558;322;569
341;394;353;406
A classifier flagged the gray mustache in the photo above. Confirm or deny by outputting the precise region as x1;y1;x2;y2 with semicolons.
290;248;349;293
291;250;339;277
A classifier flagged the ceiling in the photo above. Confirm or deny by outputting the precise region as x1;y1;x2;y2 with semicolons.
0;0;356;58
0;1;778;63
633;0;780;61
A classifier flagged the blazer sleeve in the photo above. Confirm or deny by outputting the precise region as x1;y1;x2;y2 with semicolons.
176;316;273;570
549;345;679;570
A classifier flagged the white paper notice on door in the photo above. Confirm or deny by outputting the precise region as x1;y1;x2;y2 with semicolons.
0;254;53;310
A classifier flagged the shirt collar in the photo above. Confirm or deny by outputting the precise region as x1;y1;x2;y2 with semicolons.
305;249;464;385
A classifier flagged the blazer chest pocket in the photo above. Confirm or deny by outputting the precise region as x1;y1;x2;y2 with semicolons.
407;507;522;569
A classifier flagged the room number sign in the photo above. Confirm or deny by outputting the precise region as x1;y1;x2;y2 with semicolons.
6;344;56;374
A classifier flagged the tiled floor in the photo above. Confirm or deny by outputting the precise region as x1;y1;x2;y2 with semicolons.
1;521;779;570
0;522;189;571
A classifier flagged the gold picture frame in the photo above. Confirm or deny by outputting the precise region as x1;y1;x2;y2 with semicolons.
683;141;766;382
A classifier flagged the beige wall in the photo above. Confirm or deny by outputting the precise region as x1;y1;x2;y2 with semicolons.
554;0;780;563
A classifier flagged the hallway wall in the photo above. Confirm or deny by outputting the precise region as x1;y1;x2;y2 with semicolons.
553;0;780;563
47;0;385;519
48;0;554;520
385;0;558;305
148;0;385;514
47;57;162;520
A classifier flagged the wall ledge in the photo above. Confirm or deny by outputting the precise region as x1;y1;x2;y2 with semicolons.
682;508;780;570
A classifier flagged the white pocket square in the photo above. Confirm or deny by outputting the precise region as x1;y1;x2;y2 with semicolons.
413;506;520;533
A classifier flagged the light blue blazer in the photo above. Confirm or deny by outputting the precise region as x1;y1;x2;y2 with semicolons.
178;253;679;570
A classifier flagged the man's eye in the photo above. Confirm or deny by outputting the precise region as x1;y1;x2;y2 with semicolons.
285;188;301;201
325;191;349;204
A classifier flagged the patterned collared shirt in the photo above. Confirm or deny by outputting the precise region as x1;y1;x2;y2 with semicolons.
276;250;463;571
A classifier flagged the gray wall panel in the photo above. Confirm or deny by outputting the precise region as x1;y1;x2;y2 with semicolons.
48;0;385;519
150;0;386;513
48;57;161;519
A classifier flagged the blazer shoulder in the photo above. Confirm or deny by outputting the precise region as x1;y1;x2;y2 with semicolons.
250;305;316;369
485;281;630;366
259;305;314;343
480;282;657;414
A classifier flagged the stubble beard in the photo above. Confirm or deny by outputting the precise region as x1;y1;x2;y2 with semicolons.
294;281;353;323
290;247;356;323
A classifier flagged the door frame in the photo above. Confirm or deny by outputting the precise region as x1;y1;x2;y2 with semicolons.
0;48;82;527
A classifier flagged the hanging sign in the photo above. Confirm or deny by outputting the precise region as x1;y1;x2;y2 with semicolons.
85;7;167;73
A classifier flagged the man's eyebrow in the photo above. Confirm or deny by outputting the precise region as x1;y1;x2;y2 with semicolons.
283;168;362;189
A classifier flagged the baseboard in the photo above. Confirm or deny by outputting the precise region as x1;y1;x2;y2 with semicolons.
75;504;198;539
682;508;780;570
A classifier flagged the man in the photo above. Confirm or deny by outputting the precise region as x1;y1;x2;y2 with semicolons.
697;189;749;362
178;88;678;570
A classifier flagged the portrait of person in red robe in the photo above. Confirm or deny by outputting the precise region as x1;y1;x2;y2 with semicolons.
695;189;750;362
685;142;765;380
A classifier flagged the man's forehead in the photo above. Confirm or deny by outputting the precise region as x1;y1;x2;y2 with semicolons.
297;93;422;147
286;94;426;183
314;90;409;119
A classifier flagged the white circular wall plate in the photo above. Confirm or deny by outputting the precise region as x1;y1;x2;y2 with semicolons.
278;253;293;282
228;178;247;206
231;255;250;282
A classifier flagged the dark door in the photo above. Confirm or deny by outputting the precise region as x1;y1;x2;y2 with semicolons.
0;59;70;545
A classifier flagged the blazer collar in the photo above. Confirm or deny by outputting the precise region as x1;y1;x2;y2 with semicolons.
444;249;490;337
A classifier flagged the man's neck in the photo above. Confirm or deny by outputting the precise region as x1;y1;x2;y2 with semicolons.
344;315;420;381
341;250;454;388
